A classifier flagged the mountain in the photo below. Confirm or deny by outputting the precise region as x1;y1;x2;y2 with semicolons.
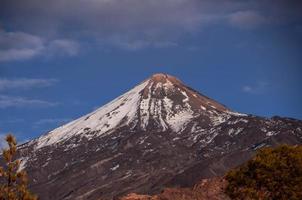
15;73;302;200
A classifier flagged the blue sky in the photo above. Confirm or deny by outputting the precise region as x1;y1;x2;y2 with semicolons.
0;0;302;144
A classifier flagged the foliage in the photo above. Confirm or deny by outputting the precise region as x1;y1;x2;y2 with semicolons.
0;134;37;200
225;145;302;200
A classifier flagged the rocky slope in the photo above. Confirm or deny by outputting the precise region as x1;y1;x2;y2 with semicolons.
14;73;302;200
120;178;228;200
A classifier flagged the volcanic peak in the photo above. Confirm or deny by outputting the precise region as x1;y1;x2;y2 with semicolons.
149;73;182;85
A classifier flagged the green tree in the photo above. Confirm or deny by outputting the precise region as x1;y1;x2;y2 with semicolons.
0;134;37;200
225;145;302;200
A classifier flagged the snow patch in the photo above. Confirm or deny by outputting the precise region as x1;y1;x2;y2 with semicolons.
140;82;153;130
111;164;120;171
181;91;189;103
227;118;249;125
228;128;244;136
227;111;248;117
211;113;230;126
266;131;277;136
200;106;206;111
167;109;193;132
35;80;149;149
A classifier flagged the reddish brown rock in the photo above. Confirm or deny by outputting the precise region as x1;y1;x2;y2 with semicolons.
120;193;153;200
120;178;230;200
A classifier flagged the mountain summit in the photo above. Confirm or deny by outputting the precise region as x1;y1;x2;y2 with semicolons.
35;73;234;149
16;73;302;200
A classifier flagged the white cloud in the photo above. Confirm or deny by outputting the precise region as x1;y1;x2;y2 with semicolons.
0;48;41;61
242;85;252;93
0;31;80;62
48;39;80;56
1;0;301;53
0;95;59;108
0;0;221;51
228;10;267;29
107;37;178;50
242;81;270;94
0;78;58;91
0;31;44;61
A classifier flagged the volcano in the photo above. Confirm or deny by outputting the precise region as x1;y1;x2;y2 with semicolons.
16;73;302;200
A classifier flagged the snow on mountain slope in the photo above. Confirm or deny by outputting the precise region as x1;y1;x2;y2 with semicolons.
34;73;241;150
36;74;248;149
36;79;149;149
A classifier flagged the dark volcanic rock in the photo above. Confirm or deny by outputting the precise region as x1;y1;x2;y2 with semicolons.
12;73;302;200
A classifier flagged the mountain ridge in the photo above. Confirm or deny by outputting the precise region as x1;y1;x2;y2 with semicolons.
31;73;241;150
13;73;302;200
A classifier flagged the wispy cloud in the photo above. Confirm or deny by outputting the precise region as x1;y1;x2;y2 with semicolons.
0;118;25;125
0;31;80;62
1;0;207;45
0;78;58;91
242;81;270;95
0;0;301;55
0;95;59;108
0;31;43;61
228;10;267;29
33;118;72;128
108;38;178;51
47;39;79;56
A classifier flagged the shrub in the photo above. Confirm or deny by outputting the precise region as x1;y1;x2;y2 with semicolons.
0;134;37;200
225;145;302;200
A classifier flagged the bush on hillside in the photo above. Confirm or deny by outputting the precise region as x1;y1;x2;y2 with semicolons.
225;145;302;200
